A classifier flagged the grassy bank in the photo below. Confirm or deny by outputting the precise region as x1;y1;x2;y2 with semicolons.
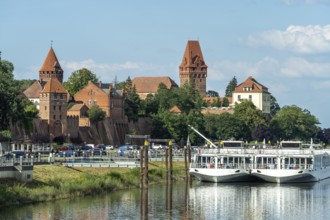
0;161;188;208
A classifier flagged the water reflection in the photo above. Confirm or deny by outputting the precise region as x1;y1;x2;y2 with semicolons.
1;179;330;219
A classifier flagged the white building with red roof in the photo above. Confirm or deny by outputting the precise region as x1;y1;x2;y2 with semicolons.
232;76;271;114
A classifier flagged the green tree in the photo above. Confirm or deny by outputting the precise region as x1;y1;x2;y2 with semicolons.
0;60;20;130
140;94;158;116
204;113;248;141
211;98;221;107
63;68;98;95
222;97;229;107
206;90;219;97
225;76;237;97
0;59;39;132
270;95;280;117
87;105;106;123
269;105;319;141
123;77;141;122
234;101;269;138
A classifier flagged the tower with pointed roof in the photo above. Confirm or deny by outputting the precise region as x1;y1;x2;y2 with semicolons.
179;40;208;97
39;78;68;138
39;47;63;83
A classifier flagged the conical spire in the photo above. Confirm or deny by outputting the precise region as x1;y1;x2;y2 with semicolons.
179;40;207;68
39;47;63;83
39;47;62;72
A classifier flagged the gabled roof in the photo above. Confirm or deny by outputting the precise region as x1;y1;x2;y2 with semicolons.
179;40;207;68
169;105;182;114
234;76;269;93
41;77;67;93
132;76;178;93
39;47;62;72
68;103;87;111
23;80;46;98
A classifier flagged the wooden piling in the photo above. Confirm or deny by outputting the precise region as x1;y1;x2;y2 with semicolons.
143;141;149;189
169;142;173;180
165;146;169;182
140;146;144;189
184;146;188;179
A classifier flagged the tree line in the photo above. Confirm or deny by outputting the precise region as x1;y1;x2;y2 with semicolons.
1;60;330;146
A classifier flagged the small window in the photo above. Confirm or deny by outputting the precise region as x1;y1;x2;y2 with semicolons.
53;106;56;110
238;95;241;101
59;106;61;111
249;95;252;100
94;99;97;104
45;106;47;110
88;99;91;105
53;115;56;120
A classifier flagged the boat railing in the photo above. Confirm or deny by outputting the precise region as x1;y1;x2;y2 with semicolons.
198;148;324;156
190;162;249;169
254;163;313;170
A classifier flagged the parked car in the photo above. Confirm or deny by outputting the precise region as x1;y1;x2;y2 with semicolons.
91;148;106;156
152;144;164;150
105;145;114;150
1;151;27;159
55;150;76;157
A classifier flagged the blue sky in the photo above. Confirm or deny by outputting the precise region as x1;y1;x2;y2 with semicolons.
1;0;330;128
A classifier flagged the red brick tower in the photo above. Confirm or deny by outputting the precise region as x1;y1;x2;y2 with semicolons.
179;40;207;97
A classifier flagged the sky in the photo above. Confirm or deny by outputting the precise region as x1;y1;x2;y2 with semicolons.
1;0;330;128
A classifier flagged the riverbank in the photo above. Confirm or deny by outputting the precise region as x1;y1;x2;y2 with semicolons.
0;161;188;208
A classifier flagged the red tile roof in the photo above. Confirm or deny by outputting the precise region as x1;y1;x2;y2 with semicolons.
169;105;182;113
23;81;44;98
68;103;86;111
39;47;62;72
234;76;269;93
41;77;67;93
179;40;207;68
132;76;178;93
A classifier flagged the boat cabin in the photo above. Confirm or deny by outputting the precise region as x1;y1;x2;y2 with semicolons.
280;141;302;149
192;154;252;169
221;141;244;149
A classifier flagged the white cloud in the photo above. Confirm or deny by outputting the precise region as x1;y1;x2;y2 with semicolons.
280;57;330;77
247;25;330;53
60;59;172;82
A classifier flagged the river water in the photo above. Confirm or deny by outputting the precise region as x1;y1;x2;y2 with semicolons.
1;179;330;220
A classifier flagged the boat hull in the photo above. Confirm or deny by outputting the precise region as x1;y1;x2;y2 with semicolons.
189;168;255;183
251;167;330;183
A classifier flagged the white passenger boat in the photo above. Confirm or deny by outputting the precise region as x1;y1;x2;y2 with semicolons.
188;125;330;183
251;141;330;183
189;141;256;182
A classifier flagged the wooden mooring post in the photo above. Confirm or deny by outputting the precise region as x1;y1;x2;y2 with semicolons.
184;146;188;179
143;140;149;189
140;146;144;189
169;140;173;180
165;146;169;182
140;139;149;189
